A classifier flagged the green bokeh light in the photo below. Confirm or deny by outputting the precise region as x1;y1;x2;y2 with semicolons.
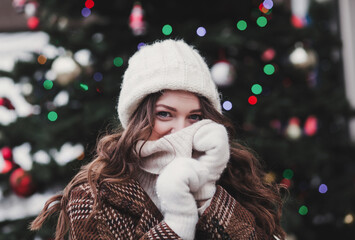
43;80;53;90
162;24;173;35
299;205;308;215
48;111;58;121
80;83;89;91
283;169;294;179
251;84;262;95
257;16;268;27
237;20;247;31
113;57;123;67
264;64;275;75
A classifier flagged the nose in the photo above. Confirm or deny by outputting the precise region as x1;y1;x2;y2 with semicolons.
170;119;189;133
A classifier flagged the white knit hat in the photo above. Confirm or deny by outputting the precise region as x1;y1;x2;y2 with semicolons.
117;39;221;128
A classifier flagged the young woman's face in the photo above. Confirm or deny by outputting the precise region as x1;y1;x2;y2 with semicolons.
149;90;202;140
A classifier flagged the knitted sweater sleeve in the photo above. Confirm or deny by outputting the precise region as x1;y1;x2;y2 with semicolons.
67;184;102;240
195;185;270;240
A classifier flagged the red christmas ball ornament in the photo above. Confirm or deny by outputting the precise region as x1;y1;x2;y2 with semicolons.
1;147;13;160
27;16;40;30
9;168;36;197
0;97;15;110
1;159;14;174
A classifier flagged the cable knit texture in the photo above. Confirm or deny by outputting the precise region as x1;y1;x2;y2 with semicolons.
117;39;222;128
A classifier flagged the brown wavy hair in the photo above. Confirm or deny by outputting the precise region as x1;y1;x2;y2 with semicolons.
30;91;286;239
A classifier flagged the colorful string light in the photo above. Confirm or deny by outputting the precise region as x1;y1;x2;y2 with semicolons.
162;24;173;35
81;8;91;17
248;96;257;105
80;83;89;91
237;20;247;31
43;80;53;90
37;55;47;65
113;57;124;67
196;27;206;37
222;101;232;111
138;42;146;50
263;64;275;75
319;184;328;194
251;84;262;95
93;72;103;82
85;0;94;9
48;111;58;121
299;205;308;215
283;169;294;179
257;16;268;27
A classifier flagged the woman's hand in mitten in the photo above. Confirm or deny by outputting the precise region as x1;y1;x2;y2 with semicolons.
156;157;209;240
192;121;230;201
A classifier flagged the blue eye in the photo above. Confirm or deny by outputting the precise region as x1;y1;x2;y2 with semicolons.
189;114;202;121
156;111;171;118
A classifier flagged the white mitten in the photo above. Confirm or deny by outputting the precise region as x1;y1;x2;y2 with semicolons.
192;121;230;201
156;157;209;240
137;119;213;174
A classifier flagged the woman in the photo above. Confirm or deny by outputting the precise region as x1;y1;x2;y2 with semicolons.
31;39;286;239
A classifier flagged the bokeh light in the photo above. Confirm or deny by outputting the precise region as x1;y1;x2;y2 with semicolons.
263;0;274;9
162;24;173;35
237;20;247;31
93;72;103;82
257;16;268;27
280;178;291;188
299;205;308;215
251;84;262;95
248;96;257;105
43;80;53;90
319;184;328;194
85;0;94;9
27;16;39;30
81;8;91;17
48;111;58;121
222;101;232;111
113;57;124;67
138;42;146;50
283;169;294;179
344;214;354;224
80;83;89;91
196;27;206;37
37;55;47;65
264;64;275;75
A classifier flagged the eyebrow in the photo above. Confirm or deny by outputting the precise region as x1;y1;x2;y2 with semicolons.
156;104;201;113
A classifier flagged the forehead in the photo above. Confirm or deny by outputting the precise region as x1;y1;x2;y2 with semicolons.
156;90;200;106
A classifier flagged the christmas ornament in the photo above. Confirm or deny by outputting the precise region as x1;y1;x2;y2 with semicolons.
304;115;318;136
1;149;15;174
289;43;317;70
27;16;40;30
24;1;38;18
0;97;15;110
9;168;36;197
211;60;236;87
12;0;26;13
129;2;146;36
51;54;81;86
285;117;302;140
1;147;13;160
291;0;310;28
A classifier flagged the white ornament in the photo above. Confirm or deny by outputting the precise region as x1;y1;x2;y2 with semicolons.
74;49;93;67
211;61;235;87
289;43;317;69
51;55;81;86
286;117;302;140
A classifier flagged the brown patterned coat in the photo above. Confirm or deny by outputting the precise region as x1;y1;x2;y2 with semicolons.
67;179;270;240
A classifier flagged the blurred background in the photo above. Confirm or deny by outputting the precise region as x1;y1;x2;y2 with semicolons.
0;0;354;239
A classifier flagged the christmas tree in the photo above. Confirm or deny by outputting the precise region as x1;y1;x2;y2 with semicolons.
0;0;354;239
